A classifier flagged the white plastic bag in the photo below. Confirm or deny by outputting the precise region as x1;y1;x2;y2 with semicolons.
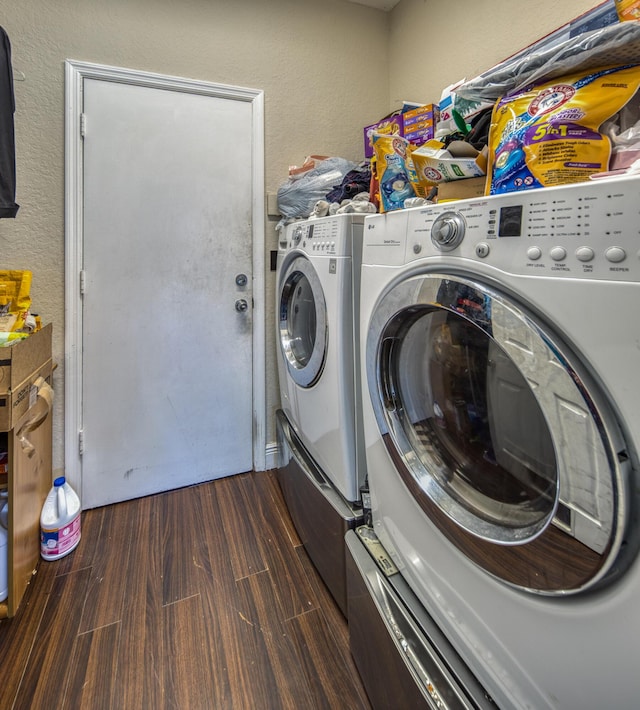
276;157;356;220
457;21;640;103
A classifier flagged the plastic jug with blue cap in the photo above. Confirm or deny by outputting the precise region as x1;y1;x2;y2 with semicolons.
40;476;81;560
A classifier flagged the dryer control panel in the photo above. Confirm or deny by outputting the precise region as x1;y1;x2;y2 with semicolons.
280;215;365;258
403;176;640;282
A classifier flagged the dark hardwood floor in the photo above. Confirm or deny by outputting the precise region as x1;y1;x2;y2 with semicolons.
0;471;372;709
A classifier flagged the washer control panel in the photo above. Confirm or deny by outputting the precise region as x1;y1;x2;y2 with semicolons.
404;176;640;281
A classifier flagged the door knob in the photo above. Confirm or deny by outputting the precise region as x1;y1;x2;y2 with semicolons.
235;299;248;312
235;273;248;287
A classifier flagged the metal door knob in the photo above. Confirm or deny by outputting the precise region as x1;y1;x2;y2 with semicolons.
235;273;248;287
235;299;248;312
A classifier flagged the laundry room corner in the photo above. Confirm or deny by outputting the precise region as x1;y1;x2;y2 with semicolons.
0;0;392;491
4;0;640;708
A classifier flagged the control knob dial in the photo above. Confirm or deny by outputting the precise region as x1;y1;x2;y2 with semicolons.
292;225;304;244
431;211;466;251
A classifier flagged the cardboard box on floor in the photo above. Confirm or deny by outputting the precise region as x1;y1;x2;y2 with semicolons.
0;323;54;617
0;324;53;431
6;381;53;617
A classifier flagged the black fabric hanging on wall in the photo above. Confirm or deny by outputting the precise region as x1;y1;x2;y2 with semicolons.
0;26;18;218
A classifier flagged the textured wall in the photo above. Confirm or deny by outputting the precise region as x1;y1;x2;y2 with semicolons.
0;0;609;483
389;0;603;107
0;0;390;477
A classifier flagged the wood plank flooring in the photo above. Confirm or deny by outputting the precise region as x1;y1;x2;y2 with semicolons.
0;471;372;710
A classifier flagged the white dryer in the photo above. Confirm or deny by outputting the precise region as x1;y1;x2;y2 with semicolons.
352;176;640;708
275;213;366;616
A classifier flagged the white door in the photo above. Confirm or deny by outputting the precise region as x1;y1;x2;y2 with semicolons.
65;63;265;508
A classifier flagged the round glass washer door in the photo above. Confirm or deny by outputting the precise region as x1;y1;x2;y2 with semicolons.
366;272;631;595
278;256;327;388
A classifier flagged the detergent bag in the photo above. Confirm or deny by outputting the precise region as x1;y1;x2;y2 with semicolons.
488;64;640;195
372;133;418;212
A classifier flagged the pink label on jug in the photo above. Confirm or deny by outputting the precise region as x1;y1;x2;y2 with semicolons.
40;515;81;558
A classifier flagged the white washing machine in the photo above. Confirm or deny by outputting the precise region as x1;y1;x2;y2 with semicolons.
275;213;366;615
353;176;640;708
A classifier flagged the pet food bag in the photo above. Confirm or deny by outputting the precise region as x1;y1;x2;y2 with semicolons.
488;64;640;195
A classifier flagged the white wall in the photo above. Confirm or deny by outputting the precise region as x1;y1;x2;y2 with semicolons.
0;0;390;476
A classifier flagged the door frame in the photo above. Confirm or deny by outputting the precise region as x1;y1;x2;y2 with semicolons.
64;59;266;501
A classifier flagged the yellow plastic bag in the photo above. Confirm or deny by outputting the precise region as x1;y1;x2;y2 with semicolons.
373;134;418;212
488;64;640;195
0;270;32;332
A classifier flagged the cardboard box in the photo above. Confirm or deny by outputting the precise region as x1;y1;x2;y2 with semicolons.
404;120;435;134
364;103;439;158
403;103;437;128
404;104;438;148
412;141;488;185
0;431;6;489
0;324;53;431
364;111;403;159
437;176;487;202
617;0;640;21
6;379;53;617
404;126;435;147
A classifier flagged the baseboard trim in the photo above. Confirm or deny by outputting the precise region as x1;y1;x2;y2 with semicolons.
263;441;279;471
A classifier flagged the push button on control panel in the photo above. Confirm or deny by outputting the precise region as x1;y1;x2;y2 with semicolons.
605;246;626;263
527;246;542;261
550;246;567;262
475;243;490;258
575;247;595;262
